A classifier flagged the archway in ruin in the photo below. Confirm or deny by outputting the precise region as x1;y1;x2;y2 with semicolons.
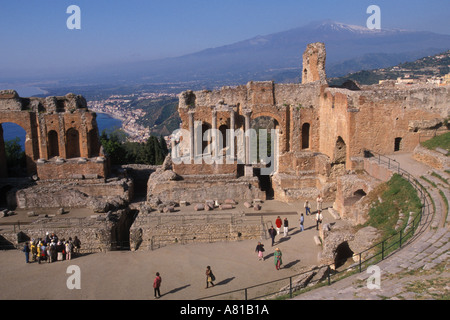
331;136;347;177
394;137;403;152
0;122;27;177
66;128;81;158
47;130;60;158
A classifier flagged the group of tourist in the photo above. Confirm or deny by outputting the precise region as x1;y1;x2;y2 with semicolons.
260;195;326;270
22;232;81;264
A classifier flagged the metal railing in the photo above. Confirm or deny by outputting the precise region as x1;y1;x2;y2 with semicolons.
198;151;432;300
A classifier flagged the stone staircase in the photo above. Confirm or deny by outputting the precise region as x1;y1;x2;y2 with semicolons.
294;153;449;300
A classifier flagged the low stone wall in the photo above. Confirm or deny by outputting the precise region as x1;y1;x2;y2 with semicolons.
413;144;450;170
130;213;262;251
36;157;108;180
1;217;113;253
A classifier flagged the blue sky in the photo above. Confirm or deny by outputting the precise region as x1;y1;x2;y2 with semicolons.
0;0;449;78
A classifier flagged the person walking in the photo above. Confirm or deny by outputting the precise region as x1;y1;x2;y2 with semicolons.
23;242;30;263
316;194;323;212
255;242;265;261
205;266;215;288
153;272;162;299
30;240;37;262
316;210;323;230
300;213;304;232
275;216;282;235
304;200;311;215
274;248;283;270
283;218;289;237
268;226;276;246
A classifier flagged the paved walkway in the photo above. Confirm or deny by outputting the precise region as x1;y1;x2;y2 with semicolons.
0;200;345;300
293;152;449;300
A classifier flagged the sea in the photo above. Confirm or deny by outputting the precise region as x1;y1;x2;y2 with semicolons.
1;113;122;150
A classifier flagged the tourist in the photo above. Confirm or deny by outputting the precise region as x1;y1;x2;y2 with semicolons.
316;194;323;212
73;236;81;256
300;213;304;232
275;216;282;235
205;266;215;288
65;240;72;260
23;242;30;263
274;248;283;270
255;242;265;261
49;241;56;263
38;242;46;264
283;218;289;237
30;240;37;262
44;232;50;245
153;272;162;299
316;210;323;230
268;226;276;246
304;200;311;215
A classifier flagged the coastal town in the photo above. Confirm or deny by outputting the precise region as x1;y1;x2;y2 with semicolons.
87;92;178;143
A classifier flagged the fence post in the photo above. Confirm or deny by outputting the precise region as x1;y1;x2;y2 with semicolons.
245;288;248;300
381;241;385;260
399;230;403;248
327;265;331;285
359;253;362;272
289;276;293;298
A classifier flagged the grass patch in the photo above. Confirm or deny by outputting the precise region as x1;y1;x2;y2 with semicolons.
363;174;422;239
431;171;449;185
421;132;450;154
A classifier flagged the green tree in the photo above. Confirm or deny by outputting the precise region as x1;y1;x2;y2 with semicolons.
5;137;26;169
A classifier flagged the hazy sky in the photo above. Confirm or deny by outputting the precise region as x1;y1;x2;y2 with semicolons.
0;0;449;79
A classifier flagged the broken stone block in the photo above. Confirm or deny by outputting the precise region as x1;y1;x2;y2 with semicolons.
225;199;237;205
57;208;65;215
194;204;205;211
219;204;233;210
27;211;37;217
253;204;261;211
244;202;253;208
179;201;188;206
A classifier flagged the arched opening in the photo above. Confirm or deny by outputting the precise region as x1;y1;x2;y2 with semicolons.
344;189;367;207
301;123;310;149
394;137;402;152
0;122;27;177
334;241;354;269
88;128;100;157
66;128;80;158
335;136;346;163
47;130;59;158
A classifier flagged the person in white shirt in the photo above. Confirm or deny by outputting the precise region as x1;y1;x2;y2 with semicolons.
316;210;323;230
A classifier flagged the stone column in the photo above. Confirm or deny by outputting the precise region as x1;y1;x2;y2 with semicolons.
189;110;195;162
229;108;235;160
244;109;253;177
211;109;217;157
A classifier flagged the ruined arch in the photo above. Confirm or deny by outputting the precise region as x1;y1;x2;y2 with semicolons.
334;136;346;164
66;128;80;158
0;122;28;177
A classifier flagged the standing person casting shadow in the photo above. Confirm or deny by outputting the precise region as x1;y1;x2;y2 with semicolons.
205;266;215;288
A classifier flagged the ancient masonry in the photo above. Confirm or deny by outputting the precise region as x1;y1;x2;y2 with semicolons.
148;42;449;212
0;42;449;253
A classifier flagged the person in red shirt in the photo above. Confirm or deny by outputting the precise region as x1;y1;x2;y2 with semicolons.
153;272;162;299
275;216;282;235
